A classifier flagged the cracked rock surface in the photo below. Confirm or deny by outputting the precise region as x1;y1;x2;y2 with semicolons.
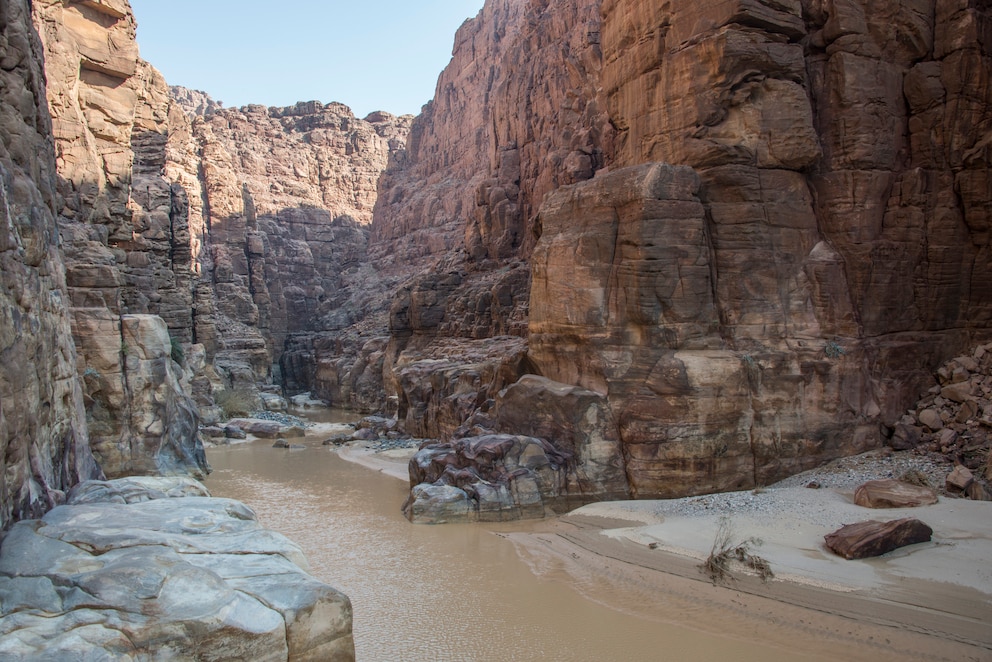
0;477;354;661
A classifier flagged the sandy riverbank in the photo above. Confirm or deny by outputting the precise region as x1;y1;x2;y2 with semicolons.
332;443;991;660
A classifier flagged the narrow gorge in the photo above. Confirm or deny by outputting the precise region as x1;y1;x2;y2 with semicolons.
0;0;990;659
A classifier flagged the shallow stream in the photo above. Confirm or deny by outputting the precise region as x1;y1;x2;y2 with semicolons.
204;411;825;661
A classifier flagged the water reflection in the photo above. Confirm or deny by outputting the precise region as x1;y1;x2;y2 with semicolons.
205;414;810;661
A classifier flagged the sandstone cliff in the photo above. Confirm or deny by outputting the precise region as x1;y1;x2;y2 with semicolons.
191;101;411;405
0;0;102;528
372;0;613;438
32;0;208;478
389;0;992;517
526;0;992;497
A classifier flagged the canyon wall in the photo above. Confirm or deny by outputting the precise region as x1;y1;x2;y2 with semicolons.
391;0;992;515
0;0;102;528
372;0;614;437
191;101;410;403
32;0;208;478
531;0;992;496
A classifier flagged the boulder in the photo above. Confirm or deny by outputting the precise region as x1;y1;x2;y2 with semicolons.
0;478;354;660
226;418;305;439
403;484;475;525
824;519;934;559
853;479;938;508
224;425;248;440
917;408;943;431
946;465;975;492
404;434;572;523
259;392;288;413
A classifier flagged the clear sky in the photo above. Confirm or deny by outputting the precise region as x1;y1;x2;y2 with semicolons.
129;0;486;118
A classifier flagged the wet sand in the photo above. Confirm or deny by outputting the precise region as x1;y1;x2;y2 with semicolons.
338;444;992;661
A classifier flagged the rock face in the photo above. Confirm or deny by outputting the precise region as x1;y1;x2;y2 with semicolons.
391;0;992;513
73;312;207;478
0;0;102;529
526;0;992;498
192;100;411;401
373;0;611;434
31;0;208;480
0;477;355;661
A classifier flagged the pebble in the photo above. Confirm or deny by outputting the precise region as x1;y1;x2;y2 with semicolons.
650;450;953;526
248;410;311;429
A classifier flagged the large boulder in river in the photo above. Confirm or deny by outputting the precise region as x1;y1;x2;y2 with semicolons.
404;434;572;523
0;477;355;660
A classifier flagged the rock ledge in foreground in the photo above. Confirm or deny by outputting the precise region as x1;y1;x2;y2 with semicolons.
0;477;354;661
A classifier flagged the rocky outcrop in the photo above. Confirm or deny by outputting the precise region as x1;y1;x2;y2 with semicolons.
371;0;611;268
73;313;207;478
0;477;355;660
0;0;102;529
169;85;222;117
370;0;613;457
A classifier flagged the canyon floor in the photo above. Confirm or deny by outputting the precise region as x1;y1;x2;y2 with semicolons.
338;442;992;661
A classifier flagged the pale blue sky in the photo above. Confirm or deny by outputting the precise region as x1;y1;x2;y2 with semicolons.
129;0;485;118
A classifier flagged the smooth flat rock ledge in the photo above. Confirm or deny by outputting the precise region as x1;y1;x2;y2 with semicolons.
0;478;355;661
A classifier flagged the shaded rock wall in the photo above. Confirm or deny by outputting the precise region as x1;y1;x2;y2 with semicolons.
371;0;612;432
192;102;411;398
0;0;102;529
390;0;992;512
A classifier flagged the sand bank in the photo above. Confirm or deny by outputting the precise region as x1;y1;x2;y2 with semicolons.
334;444;991;660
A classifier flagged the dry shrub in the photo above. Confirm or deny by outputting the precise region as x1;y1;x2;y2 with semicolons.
214;387;255;419
699;516;774;585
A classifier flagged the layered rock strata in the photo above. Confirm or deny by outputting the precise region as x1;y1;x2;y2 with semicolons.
526;0;992;497
193;101;411;399
0;477;355;661
374;0;612;440
395;0;992;514
31;0;208;478
0;0;102;529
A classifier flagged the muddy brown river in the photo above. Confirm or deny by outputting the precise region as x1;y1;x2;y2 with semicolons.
204;415;831;661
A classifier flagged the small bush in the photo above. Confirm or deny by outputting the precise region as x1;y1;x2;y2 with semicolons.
699;516;773;585
214;387;254;419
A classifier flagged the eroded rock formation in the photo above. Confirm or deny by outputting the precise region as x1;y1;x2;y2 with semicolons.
374;0;612;440
192;100;411;402
527;0;992;498
0;477;355;660
31;0;208;479
0;0;104;530
391;0;992;516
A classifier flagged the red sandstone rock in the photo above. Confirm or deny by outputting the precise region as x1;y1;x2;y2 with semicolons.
853;479;938;508
824;518;933;559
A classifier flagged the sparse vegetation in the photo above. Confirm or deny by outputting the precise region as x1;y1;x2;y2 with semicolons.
699;516;773;584
899;469;932;488
170;337;185;366
214;387;254;419
825;341;846;358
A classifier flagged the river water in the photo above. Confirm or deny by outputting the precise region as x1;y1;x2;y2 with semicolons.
204;414;822;661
